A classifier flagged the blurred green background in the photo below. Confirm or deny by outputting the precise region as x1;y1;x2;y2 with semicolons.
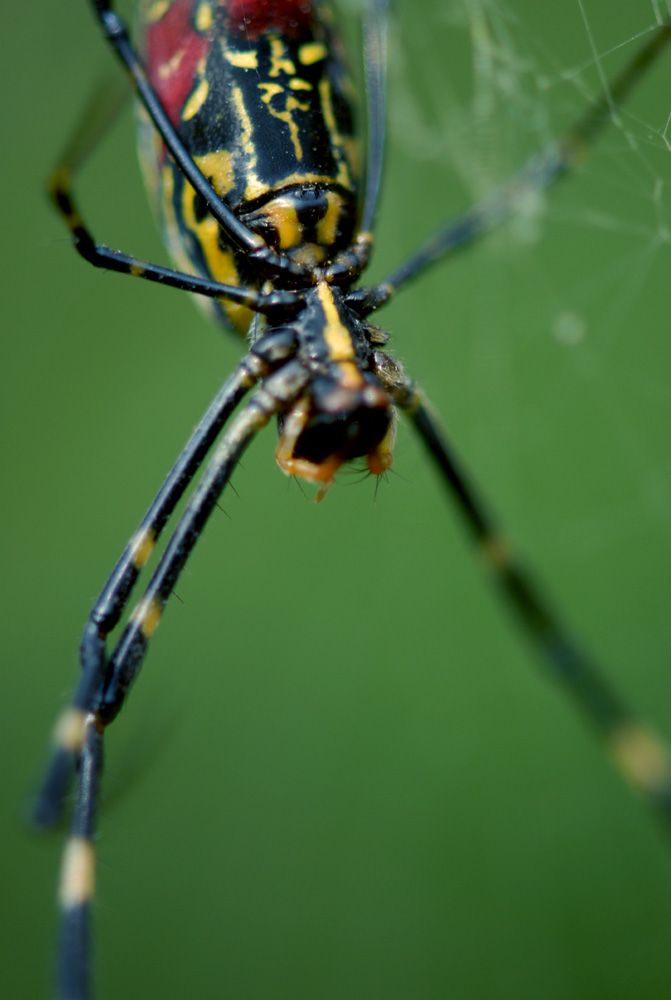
4;1;671;998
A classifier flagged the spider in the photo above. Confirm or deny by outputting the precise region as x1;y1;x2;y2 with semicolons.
34;2;671;997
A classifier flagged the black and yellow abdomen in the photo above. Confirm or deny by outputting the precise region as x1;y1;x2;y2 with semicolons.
136;0;360;333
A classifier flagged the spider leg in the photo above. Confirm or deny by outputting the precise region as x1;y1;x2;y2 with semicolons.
99;361;308;725
349;21;671;315
89;0;311;286
48;84;300;314
360;0;389;237
51;360;309;1000
33;331;299;829
57;713;102;1000
325;0;390;284
384;369;671;831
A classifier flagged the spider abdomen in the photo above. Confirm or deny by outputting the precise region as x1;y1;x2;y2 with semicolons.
136;0;360;331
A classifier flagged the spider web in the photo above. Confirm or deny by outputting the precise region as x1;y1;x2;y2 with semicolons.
380;0;670;566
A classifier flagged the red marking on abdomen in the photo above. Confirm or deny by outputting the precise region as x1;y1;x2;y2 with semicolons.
226;0;315;39
144;0;210;128
143;0;318;126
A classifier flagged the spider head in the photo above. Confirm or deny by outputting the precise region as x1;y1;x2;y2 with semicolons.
276;369;395;492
